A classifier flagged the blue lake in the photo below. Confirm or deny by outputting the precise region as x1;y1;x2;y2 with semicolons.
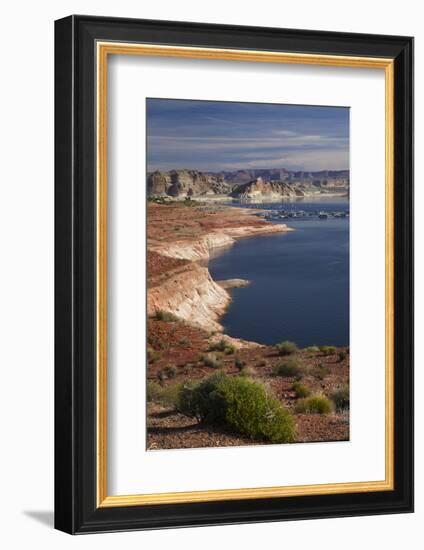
208;200;349;347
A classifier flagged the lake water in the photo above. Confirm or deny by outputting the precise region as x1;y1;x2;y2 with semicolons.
208;199;349;347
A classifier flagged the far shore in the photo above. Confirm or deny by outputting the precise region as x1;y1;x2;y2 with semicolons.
149;192;349;204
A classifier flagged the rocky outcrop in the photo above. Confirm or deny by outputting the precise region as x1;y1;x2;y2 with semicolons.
209;179;233;195
225;169;290;184
147;169;231;198
167;170;211;197
150;233;234;262
150;222;292;262
225;170;257;184
147;171;172;196
216;279;250;289
147;262;230;332
231;177;304;200
147;204;293;332
147;169;349;199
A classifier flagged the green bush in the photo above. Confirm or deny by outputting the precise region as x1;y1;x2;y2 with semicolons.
330;384;350;410
146;381;163;402
292;381;311;398
305;345;320;353
319;345;337;356
295;395;332;414
179;373;295;443
154;309;179;322
201;353;221;369
276;341;298;356
273;357;305;378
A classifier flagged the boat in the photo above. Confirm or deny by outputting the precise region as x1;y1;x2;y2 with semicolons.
318;212;328;219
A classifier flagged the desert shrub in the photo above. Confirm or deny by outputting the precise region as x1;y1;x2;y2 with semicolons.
276;341;298;356
157;364;177;381
295;395;332;414
292;381;311;398
159;383;184;407
146;381;163;402
239;366;256;378
235;357;246;371
147;334;164;350
256;359;268;368
201;353;221;369
147;347;161;363
165;365;177;378
224;344;236;355
182;364;193;375
208;338;227;352
147;381;183;408
154;309;179;322
338;350;347;362
209;339;235;355
179;373;295;443
305;346;320;353
319;345;337;356
314;363;331;380
273;357;305;378
330;384;350;410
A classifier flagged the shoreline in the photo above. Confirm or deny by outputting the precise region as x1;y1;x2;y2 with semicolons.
151;192;349;205
147;202;293;337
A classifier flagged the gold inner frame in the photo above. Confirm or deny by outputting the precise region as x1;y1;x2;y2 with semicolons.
96;42;395;508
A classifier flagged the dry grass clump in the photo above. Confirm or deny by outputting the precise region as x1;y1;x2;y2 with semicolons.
273;357;306;378
292;381;311;398
295;395;332;414
276;341;298;356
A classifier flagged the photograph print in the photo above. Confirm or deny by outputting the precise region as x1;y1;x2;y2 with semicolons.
146;98;350;451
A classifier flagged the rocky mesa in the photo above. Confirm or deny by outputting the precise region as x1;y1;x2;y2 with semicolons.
231;177;304;200
147;169;231;198
147;168;349;200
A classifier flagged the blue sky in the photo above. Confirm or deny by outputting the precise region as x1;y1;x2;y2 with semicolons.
146;98;349;172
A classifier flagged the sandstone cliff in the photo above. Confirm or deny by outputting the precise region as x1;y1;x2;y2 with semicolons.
231;177;304;200
147;169;348;199
147;204;293;332
149;222;291;262
148;261;230;332
147;169;231;198
147;171;172;196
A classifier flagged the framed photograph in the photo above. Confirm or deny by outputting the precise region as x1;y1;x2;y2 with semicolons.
54;15;413;534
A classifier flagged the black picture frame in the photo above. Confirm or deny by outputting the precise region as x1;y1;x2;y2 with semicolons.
55;14;414;534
